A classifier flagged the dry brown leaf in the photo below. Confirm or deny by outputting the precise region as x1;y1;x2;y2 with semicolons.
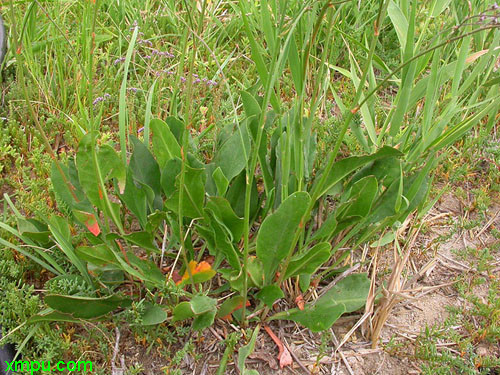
263;325;293;369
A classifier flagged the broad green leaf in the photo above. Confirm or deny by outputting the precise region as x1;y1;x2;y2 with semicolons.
151;118;181;168
196;224;216;259
216;122;237;148
212;167;229;196
129;135;162;209
213;123;251;182
205;163;218;196
403;168;431;212
171;295;216;330
165;116;185;144
349;157;401;189
141;304;168;325
76;244;117;266
172;302;194;322
44;294;131;319
241;90;261;118
127;253;164;286
321;273;370;312
146;211;167;234
192;310;216;331
367;179;407;224
75;135;124;233
338;176;378;219
256;285;284;307
219;258;262;294
271;298;346;332
205;196;244;242
76;136;125;207
205;211;241;271
88;266;123;284
226;172;259;218
247;256;265;288
165;164;206;218
160;157;182;197
93;243;163;286
122;231;157;253
270;273;370;332
187;150;204;167
316;146;402;198
284;242;331;279
256;192;310;284
49;215;71;241
299;274;311;293
260;187;276;219
119;169;148;228
76;133;105;210
364;169;430;233
188;268;217;285
98;144;126;194
51;159;86;211
220;268;245;295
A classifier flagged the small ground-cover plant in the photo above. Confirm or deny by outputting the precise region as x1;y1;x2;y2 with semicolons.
415;254;500;374
1;0;499;372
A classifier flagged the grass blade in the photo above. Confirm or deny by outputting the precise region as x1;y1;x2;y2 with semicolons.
119;25;139;164
144;79;157;148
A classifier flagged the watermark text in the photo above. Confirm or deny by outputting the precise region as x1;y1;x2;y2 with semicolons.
4;360;92;373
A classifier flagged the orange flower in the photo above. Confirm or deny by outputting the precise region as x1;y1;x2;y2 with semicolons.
176;260;212;285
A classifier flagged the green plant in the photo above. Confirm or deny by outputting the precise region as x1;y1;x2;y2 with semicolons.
0;258;71;367
127;363;145;375
1;1;499;372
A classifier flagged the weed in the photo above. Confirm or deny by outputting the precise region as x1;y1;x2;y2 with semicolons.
0;0;499;372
